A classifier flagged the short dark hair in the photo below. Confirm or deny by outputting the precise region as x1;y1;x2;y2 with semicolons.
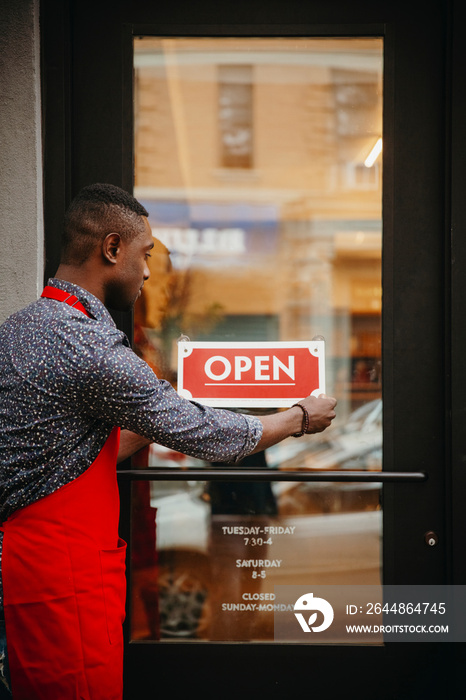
61;183;149;265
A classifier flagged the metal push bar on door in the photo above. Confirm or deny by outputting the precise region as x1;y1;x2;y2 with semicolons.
117;470;426;483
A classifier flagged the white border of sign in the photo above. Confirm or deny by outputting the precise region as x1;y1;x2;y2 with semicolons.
177;341;326;408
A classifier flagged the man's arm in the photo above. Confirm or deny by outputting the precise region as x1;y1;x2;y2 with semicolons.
117;431;151;463
117;394;336;462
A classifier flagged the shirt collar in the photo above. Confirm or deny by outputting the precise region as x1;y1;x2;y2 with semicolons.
46;278;116;327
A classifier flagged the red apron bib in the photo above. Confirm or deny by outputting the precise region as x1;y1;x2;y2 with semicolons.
0;287;126;699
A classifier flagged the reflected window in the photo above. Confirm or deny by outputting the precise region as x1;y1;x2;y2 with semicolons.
218;65;254;169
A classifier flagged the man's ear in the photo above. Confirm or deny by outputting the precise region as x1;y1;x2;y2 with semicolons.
102;233;122;264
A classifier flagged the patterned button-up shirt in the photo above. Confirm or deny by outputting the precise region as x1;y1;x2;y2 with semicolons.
0;278;262;524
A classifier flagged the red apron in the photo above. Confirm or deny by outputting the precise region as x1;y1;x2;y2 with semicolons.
0;287;127;699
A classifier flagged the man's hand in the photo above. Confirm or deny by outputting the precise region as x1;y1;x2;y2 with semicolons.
299;393;337;434
252;394;337;453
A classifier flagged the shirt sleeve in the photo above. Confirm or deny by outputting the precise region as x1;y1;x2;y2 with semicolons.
75;328;263;464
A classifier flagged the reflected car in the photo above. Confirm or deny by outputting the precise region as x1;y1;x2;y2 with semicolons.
267;399;382;515
267;398;382;472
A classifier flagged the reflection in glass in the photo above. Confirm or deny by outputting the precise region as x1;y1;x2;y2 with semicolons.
132;36;383;643
130;478;382;641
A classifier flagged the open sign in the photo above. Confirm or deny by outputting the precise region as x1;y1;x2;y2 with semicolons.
177;341;325;407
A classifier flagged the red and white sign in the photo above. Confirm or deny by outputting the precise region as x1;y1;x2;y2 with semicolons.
177;341;326;407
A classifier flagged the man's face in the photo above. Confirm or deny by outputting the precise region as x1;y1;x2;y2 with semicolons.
106;216;154;311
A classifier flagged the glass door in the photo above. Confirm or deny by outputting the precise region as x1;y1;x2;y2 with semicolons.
43;0;452;695
130;36;384;644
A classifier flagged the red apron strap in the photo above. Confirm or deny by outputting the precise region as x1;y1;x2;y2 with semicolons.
41;285;91;318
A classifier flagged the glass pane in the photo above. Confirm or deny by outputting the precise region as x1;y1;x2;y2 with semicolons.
131;479;382;642
132;36;383;643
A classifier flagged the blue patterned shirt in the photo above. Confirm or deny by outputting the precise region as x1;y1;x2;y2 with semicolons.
0;278;262;526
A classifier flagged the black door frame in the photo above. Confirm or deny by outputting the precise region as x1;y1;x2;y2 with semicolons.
450;0;466;587
41;0;466;696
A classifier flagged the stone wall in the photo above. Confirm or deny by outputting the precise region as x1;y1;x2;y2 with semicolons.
0;0;43;322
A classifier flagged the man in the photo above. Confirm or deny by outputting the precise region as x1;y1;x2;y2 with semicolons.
0;184;336;699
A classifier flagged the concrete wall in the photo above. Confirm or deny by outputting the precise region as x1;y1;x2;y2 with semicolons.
0;0;43;323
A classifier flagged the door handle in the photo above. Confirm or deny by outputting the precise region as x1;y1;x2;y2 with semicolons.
118;469;426;483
